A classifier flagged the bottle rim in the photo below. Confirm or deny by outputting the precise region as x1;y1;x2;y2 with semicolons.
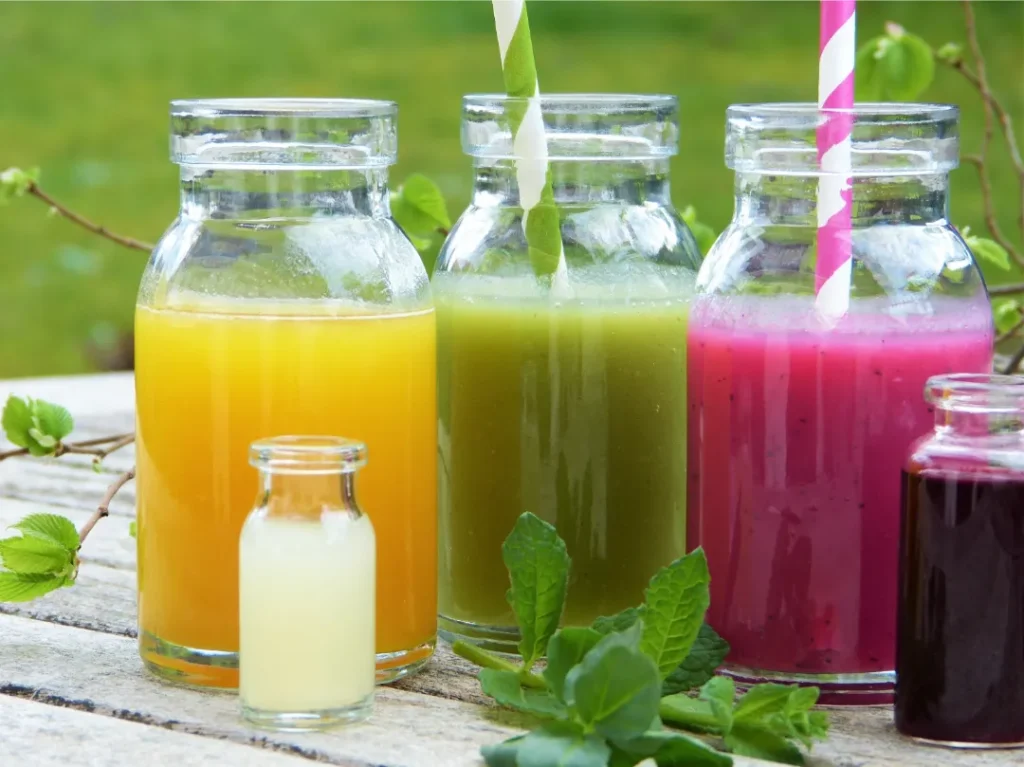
462;93;679;161
726;101;959;176
926;373;1024;414
249;435;368;475
170;98;398;168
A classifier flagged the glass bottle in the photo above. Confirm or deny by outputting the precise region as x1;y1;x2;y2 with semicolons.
897;374;1024;747
687;104;994;703
240;436;375;731
435;94;702;651
135;99;436;688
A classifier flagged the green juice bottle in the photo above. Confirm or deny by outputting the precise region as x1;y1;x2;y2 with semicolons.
435;94;702;652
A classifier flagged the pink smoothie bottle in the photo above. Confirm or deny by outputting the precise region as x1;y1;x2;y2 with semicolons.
687;104;993;705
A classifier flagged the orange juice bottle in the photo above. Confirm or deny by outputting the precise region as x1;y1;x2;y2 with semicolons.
135;99;436;688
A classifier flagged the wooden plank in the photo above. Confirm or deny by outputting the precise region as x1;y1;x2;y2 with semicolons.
0;613;518;767
0;695;317;767
0;373;135;418
0;458;136;515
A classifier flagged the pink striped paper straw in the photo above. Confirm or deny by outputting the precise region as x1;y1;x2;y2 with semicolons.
816;0;856;318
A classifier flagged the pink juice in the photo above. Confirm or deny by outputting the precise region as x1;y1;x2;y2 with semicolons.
687;296;993;686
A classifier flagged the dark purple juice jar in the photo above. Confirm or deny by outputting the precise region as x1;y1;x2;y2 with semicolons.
897;373;1024;748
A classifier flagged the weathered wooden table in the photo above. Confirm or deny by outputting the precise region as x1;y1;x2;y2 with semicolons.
0;372;1017;766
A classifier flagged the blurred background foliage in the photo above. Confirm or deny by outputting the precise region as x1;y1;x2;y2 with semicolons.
0;0;1021;377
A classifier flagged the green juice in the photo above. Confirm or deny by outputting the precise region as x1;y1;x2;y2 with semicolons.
436;269;692;644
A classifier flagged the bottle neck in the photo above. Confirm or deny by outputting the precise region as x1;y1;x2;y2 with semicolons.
471;158;672;207
933;407;1024;439
733;171;950;227
179;167;390;220
258;471;361;520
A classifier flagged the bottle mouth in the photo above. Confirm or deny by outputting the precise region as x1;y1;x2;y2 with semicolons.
462;93;679;161
249;435;368;475
726;102;959;176
926;373;1024;415
170;98;398;169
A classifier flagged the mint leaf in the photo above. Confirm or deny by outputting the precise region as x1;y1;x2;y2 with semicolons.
479;668;567;719
0;571;67;602
680;206;718;257
855;26;935;101
640;548;711;679
966;235;1011;271
995;300;1023;335
515;722;611;767
545;627;603;702
398;173;451;231
502;512;570;667
564;623;662;741
12;513;80;552
2;395;34;449
659;694;722;734
481;735;526;767
618;730;733;767
699;676;736;734
733;684;797;724
32;399;74;443
663;623;731;694
0;535;72;574
724;724;804;766
591;607;641;635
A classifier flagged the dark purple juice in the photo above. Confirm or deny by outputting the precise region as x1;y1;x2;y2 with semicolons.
896;469;1024;746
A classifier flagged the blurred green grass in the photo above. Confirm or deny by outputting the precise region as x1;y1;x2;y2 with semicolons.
0;1;1020;377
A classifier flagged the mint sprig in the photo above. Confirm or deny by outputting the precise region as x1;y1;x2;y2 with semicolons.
458;513;831;766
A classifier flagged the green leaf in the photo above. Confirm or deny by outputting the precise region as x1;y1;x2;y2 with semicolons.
0;571;67;602
0;535;72;575
0;167;39;203
481;735;526;767
855;26;935;101
663;623;731;694
935;42;963;65
11;513;80;552
129;520;137;539
591;607;641;635
680;206;718;257
515;722;612;767
564;624;662;742
724;724;804;766
699;677;736;734
479;668;567;719
614;729;732;767
659;695;722;734
545;627;604;702
502;512;570;668
733;684;798;724
640;548;711;679
995;300;1023;335
2;395;34;449
32;399;74;443
966;235;1011;271
398;173;451;230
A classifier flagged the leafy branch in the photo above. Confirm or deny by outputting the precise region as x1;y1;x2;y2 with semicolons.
857;0;1024;372
458;513;829;767
0;396;135;601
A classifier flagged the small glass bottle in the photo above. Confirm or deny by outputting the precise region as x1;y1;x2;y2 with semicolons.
688;103;994;703
897;374;1024;748
240;436;375;731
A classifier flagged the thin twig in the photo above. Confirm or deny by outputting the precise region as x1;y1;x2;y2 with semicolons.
963;155;1020;265
63;432;134;448
990;283;1024;296
1003;343;1024;375
996;317;1024;345
0;447;28;460
26;183;153;253
78;468;135;545
58;433;135;461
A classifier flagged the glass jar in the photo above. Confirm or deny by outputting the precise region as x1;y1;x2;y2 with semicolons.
687;104;994;704
435;94;702;650
897;374;1024;747
135;99;436;688
240;436;375;731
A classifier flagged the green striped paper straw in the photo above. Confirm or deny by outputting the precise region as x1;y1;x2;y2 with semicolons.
491;0;567;283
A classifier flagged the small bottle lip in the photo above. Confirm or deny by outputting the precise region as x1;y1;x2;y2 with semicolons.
249;435;368;475
171;98;397;119
726;101;959;176
926;373;1024;413
462;93;679;161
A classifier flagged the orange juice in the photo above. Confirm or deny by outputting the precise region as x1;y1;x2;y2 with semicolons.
135;297;436;687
